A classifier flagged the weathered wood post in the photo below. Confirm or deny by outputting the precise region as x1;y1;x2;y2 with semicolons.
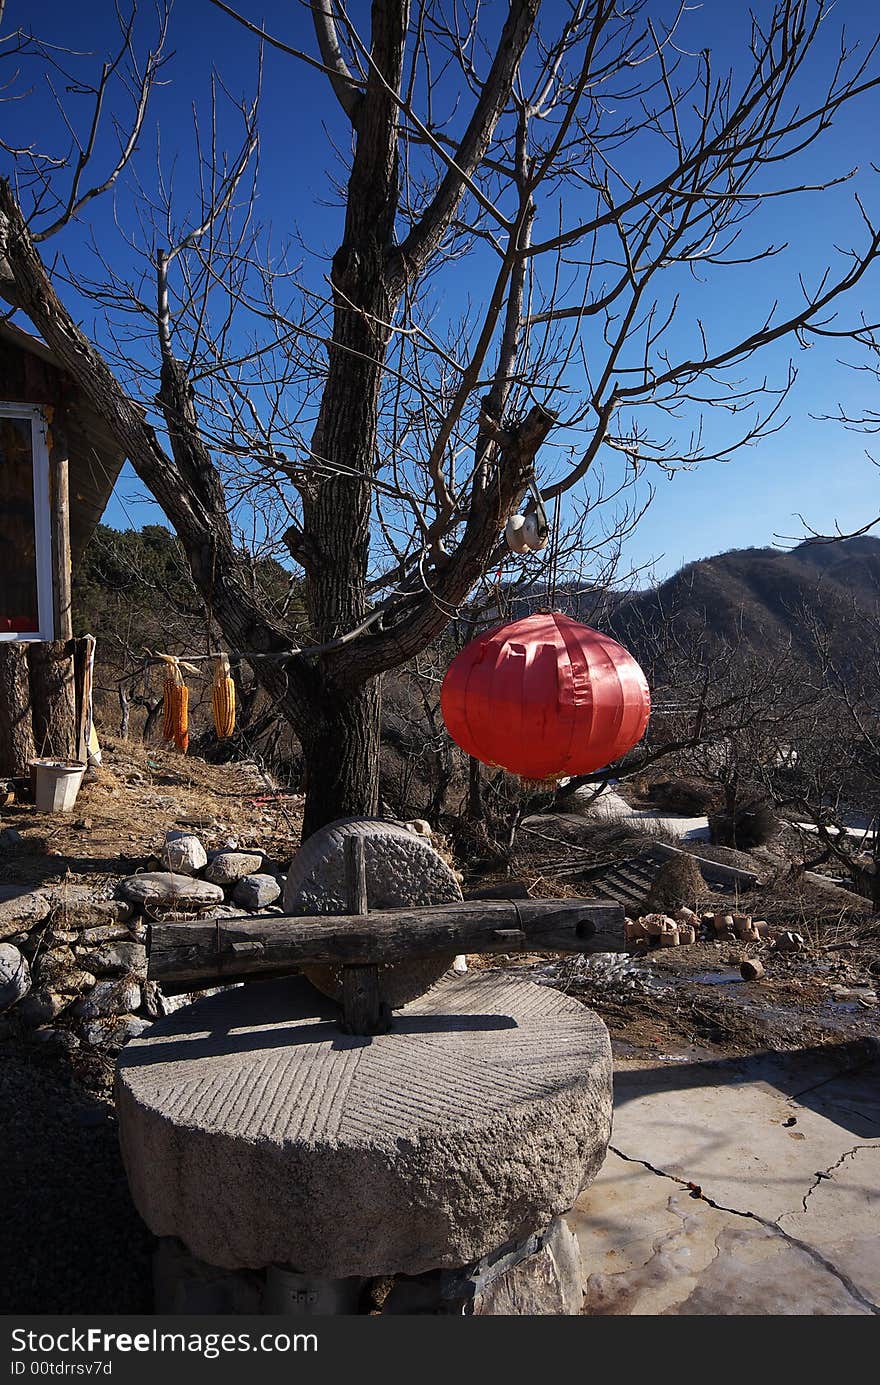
0;642;35;776
49;424;73;642
340;835;389;1036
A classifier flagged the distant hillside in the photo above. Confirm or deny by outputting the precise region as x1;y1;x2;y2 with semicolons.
606;536;880;662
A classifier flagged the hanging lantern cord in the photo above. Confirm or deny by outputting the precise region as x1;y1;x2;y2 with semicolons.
528;479;549;541
546;492;561;611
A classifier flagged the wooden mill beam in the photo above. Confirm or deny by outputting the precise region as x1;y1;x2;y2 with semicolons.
147;897;625;994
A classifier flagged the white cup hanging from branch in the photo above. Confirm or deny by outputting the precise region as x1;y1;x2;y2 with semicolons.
505;479;549;554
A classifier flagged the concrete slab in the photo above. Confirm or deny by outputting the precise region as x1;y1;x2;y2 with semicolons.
572;1153;870;1315
568;1041;880;1315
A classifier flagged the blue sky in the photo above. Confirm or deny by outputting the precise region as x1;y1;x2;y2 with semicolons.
4;0;880;585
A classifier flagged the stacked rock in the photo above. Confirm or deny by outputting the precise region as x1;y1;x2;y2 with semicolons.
0;827;287;1054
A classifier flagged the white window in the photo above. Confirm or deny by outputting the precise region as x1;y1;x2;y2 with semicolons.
0;404;53;641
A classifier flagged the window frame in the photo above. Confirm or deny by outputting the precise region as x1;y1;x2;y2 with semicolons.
0;403;54;642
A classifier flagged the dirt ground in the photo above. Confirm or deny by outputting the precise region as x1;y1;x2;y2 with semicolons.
1;739;878;1311
0;736;304;889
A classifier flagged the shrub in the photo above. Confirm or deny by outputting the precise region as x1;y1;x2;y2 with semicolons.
645;777;718;815
709;799;779;849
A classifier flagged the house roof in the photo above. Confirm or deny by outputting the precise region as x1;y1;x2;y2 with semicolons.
0;318;127;561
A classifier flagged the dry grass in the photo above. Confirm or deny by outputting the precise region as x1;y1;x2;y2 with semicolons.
0;736;305;888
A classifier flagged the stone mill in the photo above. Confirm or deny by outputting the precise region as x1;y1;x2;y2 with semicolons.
114;817;622;1314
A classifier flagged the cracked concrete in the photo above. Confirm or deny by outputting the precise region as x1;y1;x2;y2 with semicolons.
568;1041;880;1315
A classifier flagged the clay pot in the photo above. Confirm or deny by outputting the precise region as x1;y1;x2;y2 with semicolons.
640;913;666;937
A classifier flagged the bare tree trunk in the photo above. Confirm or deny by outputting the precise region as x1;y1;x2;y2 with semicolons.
468;755;484;822
0;642;35;776
300;681;381;840
292;0;408;836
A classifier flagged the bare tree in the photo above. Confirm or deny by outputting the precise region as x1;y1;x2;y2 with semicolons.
773;594;880;906
2;0;880;837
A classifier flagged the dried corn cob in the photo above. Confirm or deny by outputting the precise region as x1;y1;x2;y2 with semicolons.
159;657;189;753
212;653;236;739
173;681;189;754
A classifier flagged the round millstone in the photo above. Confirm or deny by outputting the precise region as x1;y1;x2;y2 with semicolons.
115;971;612;1277
283;817;462;1008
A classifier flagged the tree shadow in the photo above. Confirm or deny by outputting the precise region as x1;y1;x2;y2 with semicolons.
118;975;517;1067
613;1037;880;1138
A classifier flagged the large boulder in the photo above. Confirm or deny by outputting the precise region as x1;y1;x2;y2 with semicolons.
0;943;30;1012
116;873;224;910
282;817;462;1009
161;832;208;876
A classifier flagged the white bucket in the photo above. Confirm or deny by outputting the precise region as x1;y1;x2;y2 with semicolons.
30;759;86;813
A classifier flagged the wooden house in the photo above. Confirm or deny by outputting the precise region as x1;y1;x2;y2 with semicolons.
0;320;126;780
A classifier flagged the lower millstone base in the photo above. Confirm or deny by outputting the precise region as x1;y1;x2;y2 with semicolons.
117;972;612;1276
154;1218;584;1316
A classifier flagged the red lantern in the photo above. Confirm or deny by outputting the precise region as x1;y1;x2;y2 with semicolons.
441;612;650;781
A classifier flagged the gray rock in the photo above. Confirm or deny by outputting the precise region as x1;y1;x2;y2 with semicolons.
37;948;97;994
232;874;281;910
84;1013;151;1049
78;922;136;946
50;928;79;945
0;885;51;941
80;941;147;978
72;975;141;1020
40;964;96;996
161;832;208;876
0;827;24;847
0;943;30;1011
204;852;265;886
116;971;613;1277
36;947;77;984
471;1218;584;1315
15;990;70;1027
116;872;224;909
31;1026;81;1054
283;817;462;1009
140;980;161;1019
157;991;196;1017
153;1238;263;1314
49;890;134;928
